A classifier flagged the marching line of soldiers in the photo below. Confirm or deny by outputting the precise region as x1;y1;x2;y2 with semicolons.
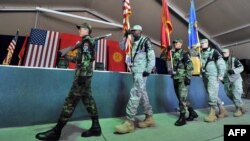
35;23;246;140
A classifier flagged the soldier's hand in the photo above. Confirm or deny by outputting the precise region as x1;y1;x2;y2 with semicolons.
124;29;131;37
218;76;223;81
184;77;191;85
142;71;150;77
228;69;235;75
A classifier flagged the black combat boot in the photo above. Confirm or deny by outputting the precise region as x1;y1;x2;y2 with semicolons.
175;113;186;126
35;121;65;141
186;107;198;121
81;116;102;137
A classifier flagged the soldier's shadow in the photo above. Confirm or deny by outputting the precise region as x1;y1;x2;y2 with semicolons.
60;123;86;140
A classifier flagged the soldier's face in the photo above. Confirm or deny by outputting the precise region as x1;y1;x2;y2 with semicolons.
131;30;141;38
79;28;89;37
174;42;182;49
201;42;208;48
223;52;230;57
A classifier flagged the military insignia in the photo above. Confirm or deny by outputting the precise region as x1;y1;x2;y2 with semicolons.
82;43;89;52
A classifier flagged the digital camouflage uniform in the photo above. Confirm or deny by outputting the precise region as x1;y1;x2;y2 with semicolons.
223;55;245;116
172;49;193;114
126;36;155;121
201;47;226;122
59;35;98;123
201;47;226;107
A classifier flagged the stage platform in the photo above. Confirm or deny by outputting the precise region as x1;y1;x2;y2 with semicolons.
0;65;232;128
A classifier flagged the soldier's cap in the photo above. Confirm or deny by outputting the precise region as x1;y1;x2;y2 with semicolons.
76;22;92;33
131;25;142;31
173;39;183;44
200;39;208;44
222;48;230;53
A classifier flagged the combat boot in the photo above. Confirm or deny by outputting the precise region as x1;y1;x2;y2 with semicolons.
218;105;228;118
186;107;198;121
81;116;102;137
204;107;217;122
115;119;135;134
35;121;65;141
175;113;186;126
138;114;155;128
240;107;247;114
234;107;243;117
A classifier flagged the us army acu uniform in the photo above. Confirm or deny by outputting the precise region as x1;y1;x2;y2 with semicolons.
36;23;101;141
115;25;156;134
168;39;198;126
222;49;245;117
200;39;227;122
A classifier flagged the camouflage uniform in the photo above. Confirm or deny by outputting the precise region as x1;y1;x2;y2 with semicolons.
201;47;226;107
201;46;226;122
35;23;101;140
172;49;193;114
59;35;98;123
126;36;155;120
223;55;245;116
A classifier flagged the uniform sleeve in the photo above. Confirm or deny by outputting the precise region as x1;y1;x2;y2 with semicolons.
183;52;193;79
233;57;244;74
216;57;226;78
145;39;156;73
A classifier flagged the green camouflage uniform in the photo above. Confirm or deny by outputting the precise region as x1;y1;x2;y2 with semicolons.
201;47;226;108
126;36;155;121
223;56;244;108
172;49;193;113
58;35;98;123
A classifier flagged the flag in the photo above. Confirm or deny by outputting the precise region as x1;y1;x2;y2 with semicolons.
161;0;173;60
107;40;126;72
18;33;28;66
59;33;81;69
122;0;133;66
2;30;19;65
23;28;60;68
95;39;107;70
188;0;200;48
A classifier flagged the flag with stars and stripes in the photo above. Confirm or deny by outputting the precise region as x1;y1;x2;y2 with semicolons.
2;30;19;65
23;28;60;68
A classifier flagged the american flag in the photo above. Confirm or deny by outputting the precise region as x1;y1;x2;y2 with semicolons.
123;0;132;66
23;28;60;68
95;39;107;70
2;30;19;65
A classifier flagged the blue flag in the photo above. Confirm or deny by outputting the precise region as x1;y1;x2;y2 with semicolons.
188;0;199;49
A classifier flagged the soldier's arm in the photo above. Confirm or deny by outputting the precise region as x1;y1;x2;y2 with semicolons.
183;52;193;79
145;39;156;73
214;50;226;78
232;57;244;74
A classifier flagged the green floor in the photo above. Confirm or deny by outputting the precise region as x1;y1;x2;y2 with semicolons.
0;99;249;141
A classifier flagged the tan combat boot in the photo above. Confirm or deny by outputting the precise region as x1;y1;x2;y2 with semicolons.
218;105;228;118
233;107;243;117
204;107;217;122
138;115;155;128
115;119;135;134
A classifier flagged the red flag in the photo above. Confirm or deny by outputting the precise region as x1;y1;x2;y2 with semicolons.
18;34;28;66
59;32;81;69
107;40;126;72
2;30;19;65
23;28;60;68
161;0;173;59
